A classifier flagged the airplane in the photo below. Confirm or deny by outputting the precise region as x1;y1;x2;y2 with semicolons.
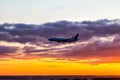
48;33;79;42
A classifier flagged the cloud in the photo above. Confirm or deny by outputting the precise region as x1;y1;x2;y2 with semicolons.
0;46;18;55
1;19;120;43
0;19;120;63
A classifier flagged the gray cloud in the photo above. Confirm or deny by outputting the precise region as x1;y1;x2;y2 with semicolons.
0;19;120;44
0;46;18;55
0;19;120;61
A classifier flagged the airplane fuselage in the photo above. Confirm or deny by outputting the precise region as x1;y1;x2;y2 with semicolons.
48;38;77;42
48;33;79;42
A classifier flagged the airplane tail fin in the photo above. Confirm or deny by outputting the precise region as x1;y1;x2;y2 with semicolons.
74;33;79;40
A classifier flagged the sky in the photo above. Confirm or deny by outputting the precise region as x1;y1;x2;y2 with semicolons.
0;0;120;75
0;0;120;24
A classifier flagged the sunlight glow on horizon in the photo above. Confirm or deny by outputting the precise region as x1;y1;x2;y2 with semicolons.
0;59;120;75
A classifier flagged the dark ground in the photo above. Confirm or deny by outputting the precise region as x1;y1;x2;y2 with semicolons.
0;75;120;80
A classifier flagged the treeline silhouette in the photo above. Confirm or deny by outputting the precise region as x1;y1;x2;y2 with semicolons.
58;78;87;80
92;77;120;80
0;76;120;80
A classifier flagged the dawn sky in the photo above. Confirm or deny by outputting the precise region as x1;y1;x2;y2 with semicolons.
0;0;120;75
0;0;120;24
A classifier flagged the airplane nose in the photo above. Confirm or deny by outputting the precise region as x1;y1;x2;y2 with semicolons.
48;38;52;41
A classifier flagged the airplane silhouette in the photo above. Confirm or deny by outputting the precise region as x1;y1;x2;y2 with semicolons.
48;33;79;42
